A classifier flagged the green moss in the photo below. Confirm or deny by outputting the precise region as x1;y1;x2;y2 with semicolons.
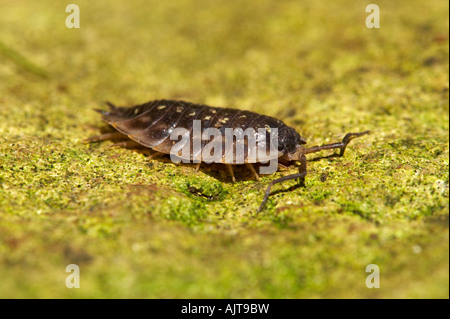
153;197;208;226
0;0;448;298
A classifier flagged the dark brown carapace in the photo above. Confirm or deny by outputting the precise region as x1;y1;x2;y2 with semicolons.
89;99;369;212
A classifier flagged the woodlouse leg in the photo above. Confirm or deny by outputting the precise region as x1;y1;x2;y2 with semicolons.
298;152;307;186
257;154;307;213
305;131;370;157
106;140;142;148
246;163;260;181
84;132;127;143
226;165;236;183
148;151;164;160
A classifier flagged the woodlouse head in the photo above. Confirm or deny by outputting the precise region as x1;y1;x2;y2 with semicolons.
284;144;307;162
278;126;307;162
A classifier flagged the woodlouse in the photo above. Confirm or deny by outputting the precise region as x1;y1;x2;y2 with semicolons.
89;99;369;212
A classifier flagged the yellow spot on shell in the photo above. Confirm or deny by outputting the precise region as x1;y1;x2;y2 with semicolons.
176;107;183;112
157;105;166;110
204;116;211;120
189;112;196;116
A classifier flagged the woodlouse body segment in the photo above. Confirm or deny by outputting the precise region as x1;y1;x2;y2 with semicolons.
92;99;369;212
98;100;306;164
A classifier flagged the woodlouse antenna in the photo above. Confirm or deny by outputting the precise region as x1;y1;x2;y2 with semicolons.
305;131;370;156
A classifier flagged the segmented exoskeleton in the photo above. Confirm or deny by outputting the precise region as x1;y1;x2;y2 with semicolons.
89;99;369;212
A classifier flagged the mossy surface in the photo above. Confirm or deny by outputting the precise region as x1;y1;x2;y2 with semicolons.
0;0;448;298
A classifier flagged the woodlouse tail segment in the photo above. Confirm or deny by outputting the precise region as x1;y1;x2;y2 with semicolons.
105;101;118;109
94;102;119;116
257;154;307;213
305;130;370;157
94;109;108;115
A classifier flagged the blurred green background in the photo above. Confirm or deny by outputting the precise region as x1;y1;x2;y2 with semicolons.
0;0;448;298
